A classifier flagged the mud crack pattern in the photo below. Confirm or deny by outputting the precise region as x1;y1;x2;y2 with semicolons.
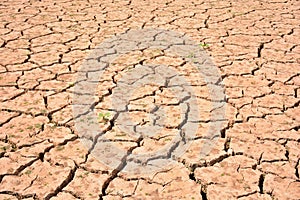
0;0;299;199
73;29;225;174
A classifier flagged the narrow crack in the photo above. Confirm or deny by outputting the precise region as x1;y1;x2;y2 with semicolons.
285;148;289;161
208;154;229;166
189;172;196;181
0;191;36;199
237;191;257;198
23;175;38;191
204;16;210;28
63;190;85;200
43;96;48;109
44;164;77;200
258;173;265;194
257;43;264;58
200;184;208;200
0;157;39;183
0;112;21;127
295;159;299;179
220;128;226;138
100;136;143;197
224;137;231;152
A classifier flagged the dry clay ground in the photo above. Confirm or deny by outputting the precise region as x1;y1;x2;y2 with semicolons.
0;0;300;199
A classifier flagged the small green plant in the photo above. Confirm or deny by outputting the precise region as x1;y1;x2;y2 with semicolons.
35;123;42;129
25;170;32;175
186;52;198;63
199;43;210;48
98;112;111;122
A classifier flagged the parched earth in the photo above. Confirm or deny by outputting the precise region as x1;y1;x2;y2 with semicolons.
0;0;299;199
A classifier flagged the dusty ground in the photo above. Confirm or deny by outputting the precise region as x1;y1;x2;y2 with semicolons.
0;0;299;199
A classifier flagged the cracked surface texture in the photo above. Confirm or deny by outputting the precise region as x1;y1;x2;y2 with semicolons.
0;0;299;199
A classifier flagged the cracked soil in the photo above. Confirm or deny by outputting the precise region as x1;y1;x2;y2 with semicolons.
0;0;299;199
